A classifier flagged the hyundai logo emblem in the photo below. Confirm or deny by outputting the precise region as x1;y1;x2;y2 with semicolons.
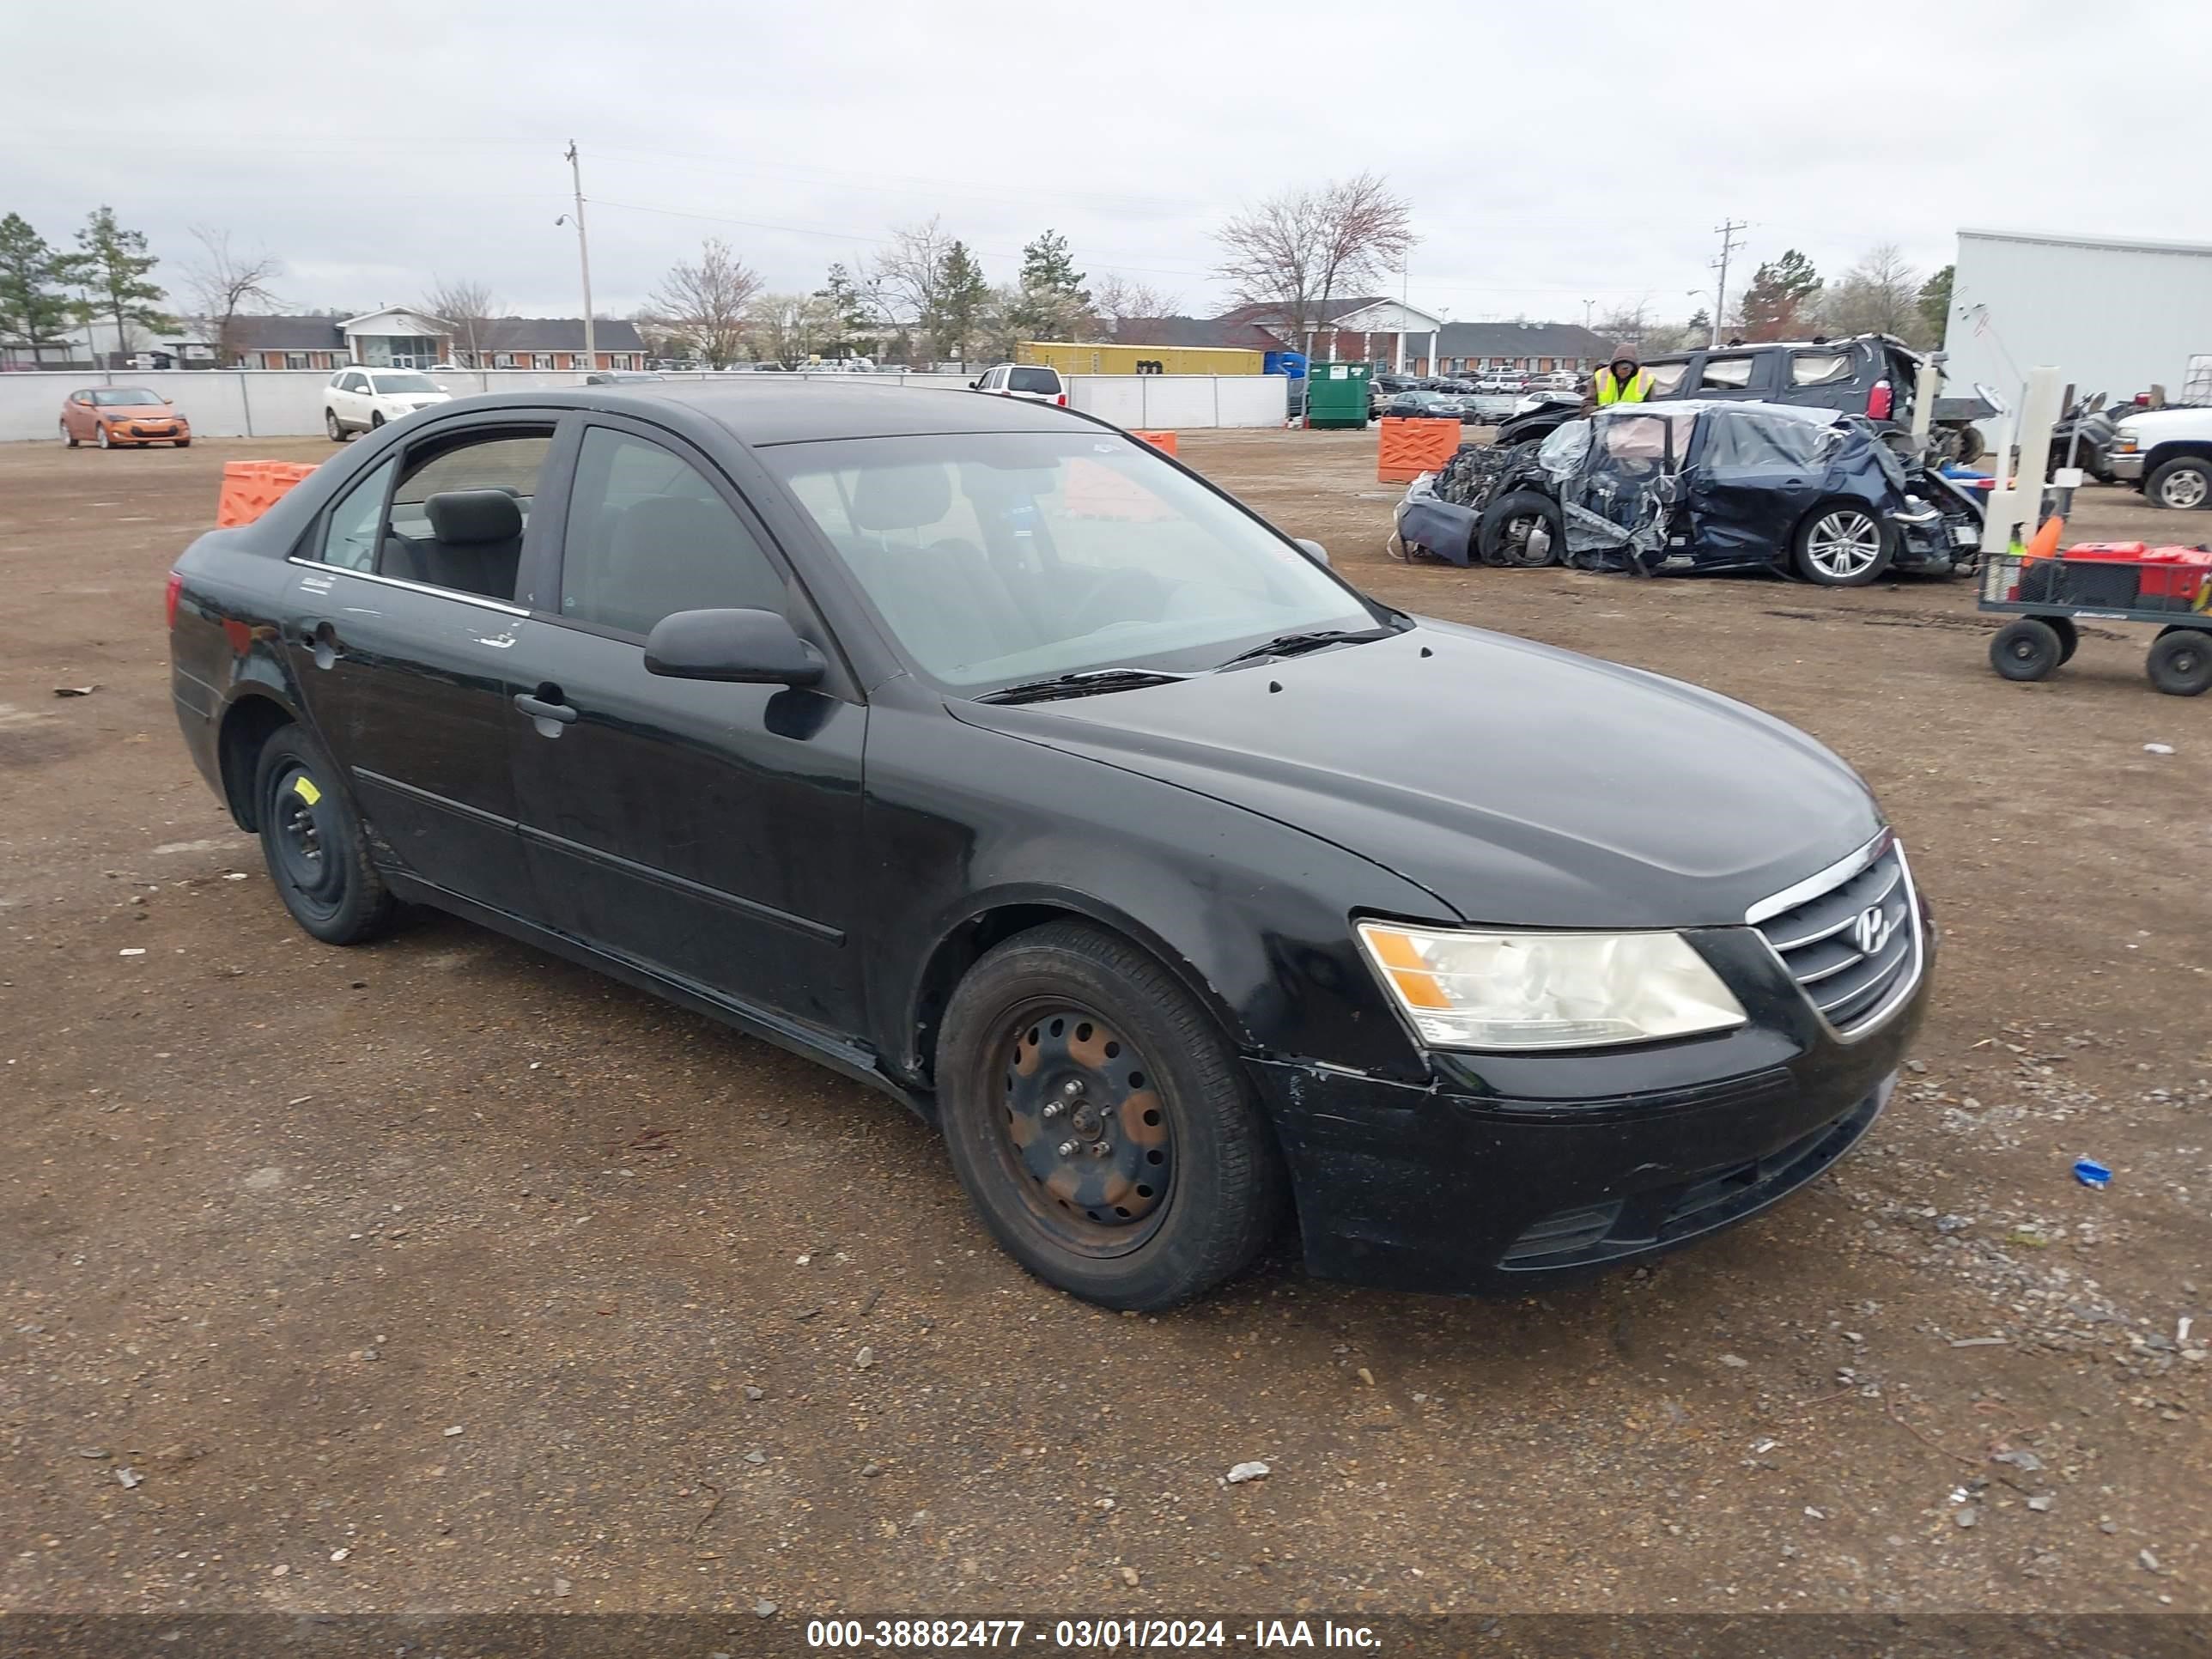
1850;905;1891;957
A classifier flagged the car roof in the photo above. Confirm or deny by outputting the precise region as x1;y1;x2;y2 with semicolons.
440;380;1098;447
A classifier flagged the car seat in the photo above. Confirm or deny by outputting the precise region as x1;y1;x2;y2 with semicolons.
381;489;524;600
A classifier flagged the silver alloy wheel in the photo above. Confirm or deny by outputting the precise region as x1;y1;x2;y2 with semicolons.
2158;467;2209;510
1806;509;1882;579
95;423;111;450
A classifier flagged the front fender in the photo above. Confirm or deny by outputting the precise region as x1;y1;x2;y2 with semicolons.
860;696;1448;1090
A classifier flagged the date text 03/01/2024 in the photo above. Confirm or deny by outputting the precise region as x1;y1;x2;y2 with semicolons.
804;1619;1382;1649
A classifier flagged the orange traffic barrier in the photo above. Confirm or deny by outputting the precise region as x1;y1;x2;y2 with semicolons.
1376;417;1461;483
216;460;318;528
1129;429;1177;457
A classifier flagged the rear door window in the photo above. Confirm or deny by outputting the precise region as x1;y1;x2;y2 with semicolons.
376;428;555;602
317;457;397;572
1698;355;1759;391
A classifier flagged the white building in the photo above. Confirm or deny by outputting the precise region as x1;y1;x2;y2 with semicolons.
1942;228;2212;407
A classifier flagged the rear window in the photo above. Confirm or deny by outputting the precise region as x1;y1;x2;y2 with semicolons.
1008;368;1060;394
1790;351;1855;387
1646;361;1692;395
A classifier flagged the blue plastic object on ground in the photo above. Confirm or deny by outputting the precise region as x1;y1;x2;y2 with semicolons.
2073;1158;2112;1188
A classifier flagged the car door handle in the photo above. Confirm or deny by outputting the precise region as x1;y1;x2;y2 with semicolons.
514;689;577;725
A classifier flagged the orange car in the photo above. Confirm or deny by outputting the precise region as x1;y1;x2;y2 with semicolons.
60;386;191;449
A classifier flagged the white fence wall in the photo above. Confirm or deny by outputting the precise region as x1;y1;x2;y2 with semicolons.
0;368;1288;442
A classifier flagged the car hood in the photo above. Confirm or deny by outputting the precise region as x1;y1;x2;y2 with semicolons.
951;622;1881;929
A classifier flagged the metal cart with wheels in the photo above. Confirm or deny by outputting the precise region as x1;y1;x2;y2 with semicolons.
1980;549;2212;696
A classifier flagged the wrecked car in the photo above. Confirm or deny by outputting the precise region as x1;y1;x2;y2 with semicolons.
168;380;1929;1310
1395;401;1985;586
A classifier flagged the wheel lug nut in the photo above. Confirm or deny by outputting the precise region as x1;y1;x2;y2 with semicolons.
1042;1102;1062;1118
1089;1141;1112;1158
1060;1079;1085;1098
1057;1139;1079;1158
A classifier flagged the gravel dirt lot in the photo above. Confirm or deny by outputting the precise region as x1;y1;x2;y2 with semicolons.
2;427;2207;1626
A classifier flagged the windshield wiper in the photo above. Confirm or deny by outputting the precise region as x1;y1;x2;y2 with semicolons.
1212;626;1392;670
973;667;1194;705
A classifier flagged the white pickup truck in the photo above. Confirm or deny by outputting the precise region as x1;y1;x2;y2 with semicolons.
2109;407;2212;510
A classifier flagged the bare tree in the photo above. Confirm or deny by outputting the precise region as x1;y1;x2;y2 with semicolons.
1213;173;1413;351
866;217;954;351
1822;244;1923;341
1091;273;1184;331
1593;296;1651;347
646;238;762;368
744;291;842;368
421;275;499;368
182;227;282;368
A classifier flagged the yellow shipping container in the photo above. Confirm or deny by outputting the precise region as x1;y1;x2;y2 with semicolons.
1017;341;1264;376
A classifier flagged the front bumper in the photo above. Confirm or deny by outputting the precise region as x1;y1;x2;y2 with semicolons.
1249;922;1932;1295
2108;452;2144;483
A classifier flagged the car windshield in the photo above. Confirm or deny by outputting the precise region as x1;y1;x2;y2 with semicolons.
761;431;1376;691
91;387;161;405
372;373;435;394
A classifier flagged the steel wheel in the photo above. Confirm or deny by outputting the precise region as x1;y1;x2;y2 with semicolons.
250;725;394;945
2151;460;2209;511
264;759;347;925
994;1006;1174;1255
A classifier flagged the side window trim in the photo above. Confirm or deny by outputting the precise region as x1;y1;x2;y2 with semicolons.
300;451;398;571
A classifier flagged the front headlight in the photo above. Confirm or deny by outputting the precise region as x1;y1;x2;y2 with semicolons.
2113;434;2139;453
1356;921;1747;1051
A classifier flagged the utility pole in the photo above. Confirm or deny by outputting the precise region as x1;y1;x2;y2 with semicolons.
1709;220;1747;349
1583;298;1595;330
562;141;597;369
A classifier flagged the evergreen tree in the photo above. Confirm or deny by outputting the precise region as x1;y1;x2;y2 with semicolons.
1736;248;1821;342
1917;264;1954;348
0;214;74;353
58;206;170;361
927;240;991;362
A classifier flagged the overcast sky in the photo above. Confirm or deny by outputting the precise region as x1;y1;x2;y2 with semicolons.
9;0;2201;331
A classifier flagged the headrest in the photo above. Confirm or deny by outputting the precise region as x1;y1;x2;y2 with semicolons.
424;489;523;545
612;494;732;556
850;462;951;532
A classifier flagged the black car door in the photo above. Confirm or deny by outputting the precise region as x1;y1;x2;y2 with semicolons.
279;415;562;915
1682;410;1836;566
503;415;868;1039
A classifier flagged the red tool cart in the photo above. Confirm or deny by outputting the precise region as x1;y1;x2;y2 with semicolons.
1980;542;2212;696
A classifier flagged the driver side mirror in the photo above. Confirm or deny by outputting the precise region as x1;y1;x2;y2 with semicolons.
1294;538;1331;567
644;607;825;687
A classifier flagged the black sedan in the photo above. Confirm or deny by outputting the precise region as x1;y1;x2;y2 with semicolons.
167;383;1931;1308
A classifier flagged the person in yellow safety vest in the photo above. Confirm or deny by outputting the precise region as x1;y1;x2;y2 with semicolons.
1585;343;1655;412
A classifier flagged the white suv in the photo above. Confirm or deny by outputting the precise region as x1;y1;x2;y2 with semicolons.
324;368;453;441
971;364;1067;406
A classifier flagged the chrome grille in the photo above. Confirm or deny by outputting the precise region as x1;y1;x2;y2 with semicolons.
1750;836;1919;1036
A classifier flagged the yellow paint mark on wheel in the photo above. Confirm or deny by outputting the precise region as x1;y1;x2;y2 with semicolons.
292;775;323;805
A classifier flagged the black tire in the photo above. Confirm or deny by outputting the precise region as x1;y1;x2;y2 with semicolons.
251;724;395;945
2146;456;2212;512
61;419;77;448
1792;501;1896;586
1954;426;1986;466
175;438;191;448
1990;617;2063;682
2047;615;2079;664
936;921;1286;1310
1478;488;1565;568
2147;627;2212;696
369;410;386;430
325;409;346;442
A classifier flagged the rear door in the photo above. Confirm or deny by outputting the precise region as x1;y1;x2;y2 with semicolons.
279;413;562;915
503;416;868;1036
1683;410;1834;567
1784;344;1868;416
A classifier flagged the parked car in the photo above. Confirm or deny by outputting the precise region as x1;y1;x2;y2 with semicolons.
59;386;191;449
2107;404;2212;508
972;363;1068;406
324;368;452;441
1380;389;1470;421
1473;374;1525;395
583;370;666;386
1398;401;1984;585
167;382;1929;1308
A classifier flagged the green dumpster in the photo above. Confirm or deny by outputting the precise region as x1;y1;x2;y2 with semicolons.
1304;361;1370;429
